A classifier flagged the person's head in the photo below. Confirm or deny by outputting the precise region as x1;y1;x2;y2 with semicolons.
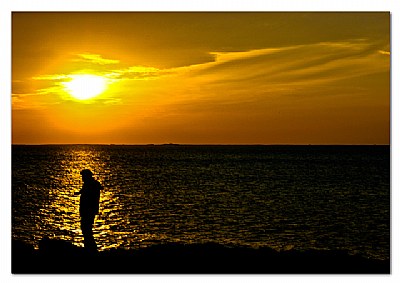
80;169;93;182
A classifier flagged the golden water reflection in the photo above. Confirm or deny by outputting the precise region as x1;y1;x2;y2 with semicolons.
41;146;155;251
12;145;390;260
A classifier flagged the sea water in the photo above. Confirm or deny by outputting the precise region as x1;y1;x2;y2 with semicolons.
12;145;390;260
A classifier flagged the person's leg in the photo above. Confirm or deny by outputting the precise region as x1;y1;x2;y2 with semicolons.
81;215;97;251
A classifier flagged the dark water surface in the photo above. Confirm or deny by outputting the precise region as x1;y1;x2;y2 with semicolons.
12;145;390;260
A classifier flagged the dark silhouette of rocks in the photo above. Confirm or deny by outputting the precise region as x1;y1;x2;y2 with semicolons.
12;239;389;274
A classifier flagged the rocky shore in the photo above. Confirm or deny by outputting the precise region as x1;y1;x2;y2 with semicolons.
12;238;390;274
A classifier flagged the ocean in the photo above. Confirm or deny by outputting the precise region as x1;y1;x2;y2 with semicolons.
11;145;390;260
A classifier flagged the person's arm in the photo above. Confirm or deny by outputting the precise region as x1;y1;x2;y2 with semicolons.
74;189;83;196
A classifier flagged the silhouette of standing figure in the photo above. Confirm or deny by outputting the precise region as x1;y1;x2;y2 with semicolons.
75;169;102;252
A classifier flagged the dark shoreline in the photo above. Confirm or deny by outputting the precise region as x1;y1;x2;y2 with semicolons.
12;239;390;274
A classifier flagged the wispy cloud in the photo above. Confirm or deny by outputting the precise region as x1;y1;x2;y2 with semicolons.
181;40;389;88
378;50;390;55
135;39;390;116
12;92;60;110
32;74;69;81
16;40;389;110
112;66;165;80
74;53;120;65
209;47;295;63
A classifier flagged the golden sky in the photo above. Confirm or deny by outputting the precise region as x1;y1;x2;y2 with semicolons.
12;12;390;145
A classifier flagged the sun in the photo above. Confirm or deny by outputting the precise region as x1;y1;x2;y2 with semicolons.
63;74;107;100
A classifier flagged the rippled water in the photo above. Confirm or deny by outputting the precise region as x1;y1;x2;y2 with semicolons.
12;145;390;260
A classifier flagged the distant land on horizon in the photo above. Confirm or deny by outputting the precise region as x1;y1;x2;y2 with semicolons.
11;143;390;146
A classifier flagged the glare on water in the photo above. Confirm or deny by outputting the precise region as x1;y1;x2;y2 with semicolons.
12;145;390;260
30;147;152;251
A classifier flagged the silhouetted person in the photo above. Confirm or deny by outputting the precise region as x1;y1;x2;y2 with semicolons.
74;169;102;252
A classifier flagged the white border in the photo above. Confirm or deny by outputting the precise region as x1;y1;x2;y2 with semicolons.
4;0;397;12
2;1;398;282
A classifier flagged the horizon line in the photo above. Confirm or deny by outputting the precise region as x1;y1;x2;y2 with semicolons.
11;143;390;146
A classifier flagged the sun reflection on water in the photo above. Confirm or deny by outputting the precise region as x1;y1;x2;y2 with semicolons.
13;145;390;260
39;146;144;251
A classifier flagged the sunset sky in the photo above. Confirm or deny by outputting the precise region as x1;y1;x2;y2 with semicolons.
12;12;390;145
